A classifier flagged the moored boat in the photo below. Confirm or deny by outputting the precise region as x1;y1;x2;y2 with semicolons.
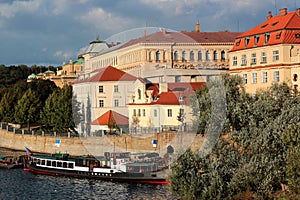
24;150;169;185
0;155;24;169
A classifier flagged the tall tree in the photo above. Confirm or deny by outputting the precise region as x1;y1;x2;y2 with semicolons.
14;89;41;130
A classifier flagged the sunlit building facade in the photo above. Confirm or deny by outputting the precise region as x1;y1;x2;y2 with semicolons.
229;8;300;94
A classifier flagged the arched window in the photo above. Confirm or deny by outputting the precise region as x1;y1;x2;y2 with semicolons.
155;51;160;62
174;51;179;61
182;51;187;61
190;51;194;61
213;51;218;61
206;51;210;61
221;51;226;61
198;51;202;61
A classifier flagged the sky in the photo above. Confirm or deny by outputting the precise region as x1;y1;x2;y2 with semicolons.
0;0;298;67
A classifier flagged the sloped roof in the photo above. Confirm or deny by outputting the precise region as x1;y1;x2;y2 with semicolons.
168;82;205;92
182;31;241;43
74;66;137;84
91;110;128;125
120;30;241;49
120;31;196;49
231;8;300;52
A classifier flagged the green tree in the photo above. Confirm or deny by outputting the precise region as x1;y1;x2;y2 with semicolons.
169;74;300;199
14;89;41;130
40;85;80;134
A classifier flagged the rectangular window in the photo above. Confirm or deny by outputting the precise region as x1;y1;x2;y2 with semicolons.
175;76;181;83
251;53;256;65
262;72;268;83
252;73;257;84
261;52;267;63
138;109;141;117
167;109;172;117
114;99;119;107
114;85;119;93
98;86;104;93
99;100;104;107
232;56;237;66
273;50;279;61
143;109;146;117
242;74;248;84
273;71;280;82
133;109;136;117
179;108;184;116
154;109;157;117
241;54;247;66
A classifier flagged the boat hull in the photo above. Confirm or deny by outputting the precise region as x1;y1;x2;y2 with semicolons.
25;164;169;185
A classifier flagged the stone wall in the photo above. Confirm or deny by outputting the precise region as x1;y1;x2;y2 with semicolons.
0;128;204;156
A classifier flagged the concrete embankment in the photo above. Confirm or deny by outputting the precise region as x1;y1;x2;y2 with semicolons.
0;128;204;156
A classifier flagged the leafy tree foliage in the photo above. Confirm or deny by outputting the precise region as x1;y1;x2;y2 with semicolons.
40;85;80;134
169;74;300;199
14;89;41;129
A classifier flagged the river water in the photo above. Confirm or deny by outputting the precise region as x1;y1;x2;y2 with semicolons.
0;148;176;200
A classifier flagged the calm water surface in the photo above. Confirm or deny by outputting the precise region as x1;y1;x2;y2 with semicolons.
0;169;176;200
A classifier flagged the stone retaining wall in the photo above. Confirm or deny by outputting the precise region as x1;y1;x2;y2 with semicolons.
0;128;204;156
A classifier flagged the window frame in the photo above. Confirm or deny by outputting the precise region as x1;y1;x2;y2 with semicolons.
98;85;104;93
262;72;268;83
167;109;172;117
99;99;104;107
252;72;257;84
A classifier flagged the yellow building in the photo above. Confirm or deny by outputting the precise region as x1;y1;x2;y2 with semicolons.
229;8;300;94
80;24;241;83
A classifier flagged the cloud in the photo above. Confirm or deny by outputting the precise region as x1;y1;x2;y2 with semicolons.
0;0;42;18
77;7;140;35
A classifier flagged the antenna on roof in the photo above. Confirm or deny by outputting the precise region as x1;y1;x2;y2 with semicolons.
274;0;278;15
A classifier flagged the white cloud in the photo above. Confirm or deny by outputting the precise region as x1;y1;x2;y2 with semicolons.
0;0;42;18
54;50;73;60
77;7;139;34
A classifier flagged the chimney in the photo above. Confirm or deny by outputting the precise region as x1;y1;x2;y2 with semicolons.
195;22;200;32
162;28;168;34
279;8;288;16
267;11;272;20
296;8;300;17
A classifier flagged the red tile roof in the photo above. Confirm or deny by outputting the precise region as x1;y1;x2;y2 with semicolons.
91;110;128;125
167;82;205;92
154;91;189;105
74;66;137;83
230;9;300;52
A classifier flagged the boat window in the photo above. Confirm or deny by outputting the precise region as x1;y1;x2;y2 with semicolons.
75;159;84;166
57;162;62;167
41;160;45;165
46;160;51;166
63;162;67;168
37;159;40;164
68;163;74;168
52;161;56;167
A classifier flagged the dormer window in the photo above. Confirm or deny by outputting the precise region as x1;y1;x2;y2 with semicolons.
179;96;185;102
254;35;260;45
276;32;282;40
261;24;268;28
265;33;270;44
245;37;250;47
295;34;300;39
272;21;278;26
